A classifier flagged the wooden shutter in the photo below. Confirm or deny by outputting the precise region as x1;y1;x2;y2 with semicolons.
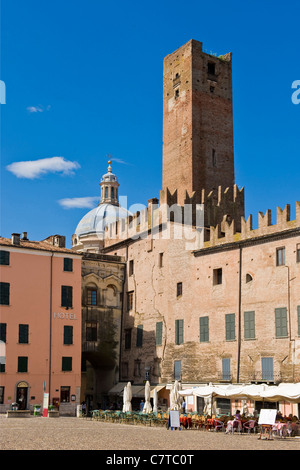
244;311;255;339
222;358;231;380
175;319;184;344
0;251;10;265
200;316;209;342
261;357;273;381
225;313;235;340
275;307;288;337
156;322;163;346
64;326;73;345
19;325;29;344
0;283;10;305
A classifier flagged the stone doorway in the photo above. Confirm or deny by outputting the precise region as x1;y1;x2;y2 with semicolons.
16;382;29;410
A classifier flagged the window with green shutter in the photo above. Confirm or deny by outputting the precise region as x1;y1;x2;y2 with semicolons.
136;325;143;347
19;325;29;344
174;360;181;380
0;323;6;343
244;311;255;339
18;356;28;373
262;357;273;381
200;316;209;342
275;307;288;337
156;322;163;346
0;251;10;266
0;283;10;305
63;258;73;272
61;286;73;308
225;313;235;341
64;326;73;345
222;358;231;381
175;319;184;345
62;357;72;371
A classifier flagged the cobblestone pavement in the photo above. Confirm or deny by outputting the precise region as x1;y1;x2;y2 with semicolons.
0;415;299;451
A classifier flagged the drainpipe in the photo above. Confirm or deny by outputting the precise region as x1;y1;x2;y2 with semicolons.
49;253;54;404
236;245;242;384
285;265;295;382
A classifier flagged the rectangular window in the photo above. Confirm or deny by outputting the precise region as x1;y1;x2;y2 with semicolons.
64;326;73;345
213;268;222;285
125;329;132;349
159;253;164;268
212;149;217;167
176;282;182;297
200;316;209;342
61;286;73;308
136;325;143;347
63;258;73;272
60;386;70;403
19;325;29;344
261;357;274;381
297;244;300;263
276;247;285;266
129;260;134;276
225;313;235;341
87;288;97;306
298;306;300;336
244;311;255;339
222;358;231;381
62;357;72;371
0;387;4;403
127;291;134;311
275;307;288;337
0;282;10;305
156;321;163;346
0;323;7;343
207;62;216;75
0;251;10;266
18;356;28;373
174;360;181;380
86;322;97;342
175;319;184;345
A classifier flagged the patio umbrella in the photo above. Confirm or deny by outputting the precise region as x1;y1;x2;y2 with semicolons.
143;381;152;413
123;382;132;412
170;380;181;411
153;389;158;413
122;385;128;412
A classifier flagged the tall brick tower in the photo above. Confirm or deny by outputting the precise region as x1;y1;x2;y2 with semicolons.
162;39;235;206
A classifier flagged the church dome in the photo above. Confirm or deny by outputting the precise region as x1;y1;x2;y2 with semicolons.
75;203;130;237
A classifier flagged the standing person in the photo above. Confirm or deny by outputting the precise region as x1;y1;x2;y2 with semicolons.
182;399;186;414
140;400;144;411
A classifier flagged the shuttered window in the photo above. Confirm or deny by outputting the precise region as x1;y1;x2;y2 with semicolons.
262;357;273;381
200;316;209;342
0;283;10;305
0;251;10;265
61;286;73;308
64;326;73;345
19;325;29;344
62;357;72;371
244;311;255;339
175;319;184;345
275;307;288;337
222;358;231;381
225;313;235;341
18;356;28;373
136;325;143;347
0;323;6;343
156;322;163;346
63;258;73;272
174;360;181;380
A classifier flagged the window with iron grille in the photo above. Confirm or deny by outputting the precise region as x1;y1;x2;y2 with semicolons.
0;282;10;305
0;251;9;266
19;325;29;344
64;325;73;345
63;258;73;272
61;285;73;308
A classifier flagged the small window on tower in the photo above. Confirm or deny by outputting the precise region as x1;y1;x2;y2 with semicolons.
212;149;217;167
175;88;179;99
208;62;216;75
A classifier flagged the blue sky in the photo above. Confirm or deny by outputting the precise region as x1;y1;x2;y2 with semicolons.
1;0;299;247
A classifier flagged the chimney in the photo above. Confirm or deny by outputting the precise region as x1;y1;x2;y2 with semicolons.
11;233;20;245
22;232;28;240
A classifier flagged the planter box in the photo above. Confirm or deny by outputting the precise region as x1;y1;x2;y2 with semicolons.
7;410;31;418
48;410;59;418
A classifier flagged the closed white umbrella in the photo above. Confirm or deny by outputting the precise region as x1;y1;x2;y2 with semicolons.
123;382;132;412
143;381;152;413
153;389;158;413
122;385;128;412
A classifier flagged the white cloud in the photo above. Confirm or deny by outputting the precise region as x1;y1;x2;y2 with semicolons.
110;157;132;165
26;105;51;113
6;156;80;179
58;196;99;209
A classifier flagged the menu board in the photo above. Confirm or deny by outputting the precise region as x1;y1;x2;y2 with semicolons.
258;409;277;425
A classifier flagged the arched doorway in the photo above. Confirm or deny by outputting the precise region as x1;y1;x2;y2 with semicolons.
16;381;29;410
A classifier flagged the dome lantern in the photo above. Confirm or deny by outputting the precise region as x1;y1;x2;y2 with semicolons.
100;160;119;206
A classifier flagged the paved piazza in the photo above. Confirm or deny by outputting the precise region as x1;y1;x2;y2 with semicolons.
0;415;299;451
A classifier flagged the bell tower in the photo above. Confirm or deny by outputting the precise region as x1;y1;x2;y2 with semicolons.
162;39;235;205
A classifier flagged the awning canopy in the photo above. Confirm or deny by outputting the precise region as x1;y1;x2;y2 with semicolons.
108;383;166;398
178;383;300;403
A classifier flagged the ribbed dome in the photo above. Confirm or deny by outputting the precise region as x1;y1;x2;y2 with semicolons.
75;203;130;237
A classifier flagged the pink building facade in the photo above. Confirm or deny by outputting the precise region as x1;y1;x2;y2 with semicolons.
0;233;82;415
